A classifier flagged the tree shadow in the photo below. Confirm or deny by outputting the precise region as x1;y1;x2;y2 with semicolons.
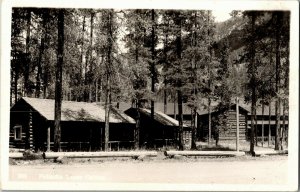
62;108;97;121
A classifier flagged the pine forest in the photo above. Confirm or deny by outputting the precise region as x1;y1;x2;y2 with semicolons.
10;9;290;153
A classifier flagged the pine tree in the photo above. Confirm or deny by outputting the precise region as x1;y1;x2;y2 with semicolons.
123;9;149;149
24;9;32;97
162;10;189;150
11;8;27;104
54;9;65;152
35;9;50;98
242;11;259;155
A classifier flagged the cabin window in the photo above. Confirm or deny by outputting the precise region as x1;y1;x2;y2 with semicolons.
14;125;22;140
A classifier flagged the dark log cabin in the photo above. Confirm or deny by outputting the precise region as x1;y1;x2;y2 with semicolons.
9;97;135;152
197;104;249;141
197;102;289;143
125;107;192;149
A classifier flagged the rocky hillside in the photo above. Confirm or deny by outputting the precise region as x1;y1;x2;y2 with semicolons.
215;16;246;53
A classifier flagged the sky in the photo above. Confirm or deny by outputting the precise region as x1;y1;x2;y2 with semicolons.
212;10;232;22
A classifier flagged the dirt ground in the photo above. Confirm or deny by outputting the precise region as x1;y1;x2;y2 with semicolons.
9;155;288;185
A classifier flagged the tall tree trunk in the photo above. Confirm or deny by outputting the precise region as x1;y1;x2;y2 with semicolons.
104;73;111;151
207;11;212;145
54;9;64;152
14;58;19;103
24;9;31;97
80;16;86;102
284;42;289;148
267;48;273;147
104;10;113;151
173;92;176;119
134;108;140;150
275;12;282;151
163;81;167;114
36;34;45;98
280;102;284;149
132;14;141;150
249;13;256;155
275;101;282;150
14;68;19;102
163;19;169;115
255;107;258;146
84;51;89;102
148;9;156;148
95;80;98;102
42;58;49;99
150;9;155;118
175;13;184;151
191;11;198;150
42;24;49;100
284;101;288;147
191;108;197;149
43;75;48;98
89;86;92;102
37;10;49;99
177;90;184;150
88;11;94;102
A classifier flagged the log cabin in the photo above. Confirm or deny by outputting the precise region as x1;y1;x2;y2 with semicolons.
197;103;249;141
240;102;289;144
124;107;192;149
9;97;136;152
197;102;289;143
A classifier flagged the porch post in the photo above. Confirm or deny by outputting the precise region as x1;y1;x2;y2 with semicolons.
47;126;51;151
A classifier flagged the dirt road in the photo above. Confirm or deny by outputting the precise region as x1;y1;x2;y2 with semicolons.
9;156;288;185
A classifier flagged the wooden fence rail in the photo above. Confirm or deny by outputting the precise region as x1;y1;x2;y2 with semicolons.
43;151;158;159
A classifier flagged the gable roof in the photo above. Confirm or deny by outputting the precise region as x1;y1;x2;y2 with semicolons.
112;102;193;115
197;103;250;116
125;107;189;127
140;108;189;127
196;101;286;116
12;97;135;123
239;102;285;116
154;103;192;115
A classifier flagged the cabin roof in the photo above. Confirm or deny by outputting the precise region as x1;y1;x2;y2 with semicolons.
197;101;285;116
154;103;193;115
125;107;189;127
140;108;189;127
12;97;135;123
239;102;285;116
197;104;250;116
117;102;196;115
